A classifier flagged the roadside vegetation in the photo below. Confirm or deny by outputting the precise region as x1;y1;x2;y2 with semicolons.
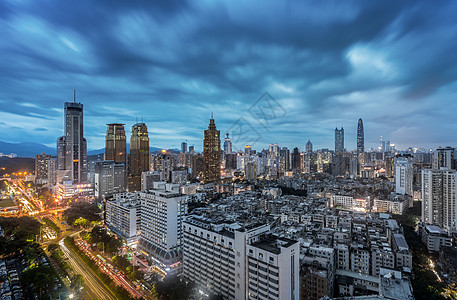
393;202;446;300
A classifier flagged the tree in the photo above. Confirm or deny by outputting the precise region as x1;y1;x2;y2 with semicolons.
21;265;56;298
63;202;101;225
74;217;90;228
71;274;84;291
47;243;59;253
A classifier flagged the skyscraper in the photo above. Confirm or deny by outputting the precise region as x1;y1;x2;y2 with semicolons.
433;147;455;169
305;140;313;153
57;99;87;183
357;118;364;153
335;127;344;153
181;141;188;153
292;147;301;171
129;123;149;190
422;168;457;233
130;123;149;176
105;123;126;163
224;133;232;154
203;116;221;182
395;158;413;196
35;152;51;184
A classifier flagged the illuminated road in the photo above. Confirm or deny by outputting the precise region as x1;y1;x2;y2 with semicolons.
59;239;117;300
77;241;144;299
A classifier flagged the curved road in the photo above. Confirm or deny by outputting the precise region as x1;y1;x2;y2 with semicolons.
59;239;117;300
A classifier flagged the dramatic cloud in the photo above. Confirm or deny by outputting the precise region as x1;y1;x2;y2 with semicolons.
0;0;456;151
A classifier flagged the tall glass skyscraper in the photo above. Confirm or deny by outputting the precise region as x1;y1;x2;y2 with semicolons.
105;123;127;163
335;127;344;153
203;116;221;182
357;118;364;153
57;100;87;183
223;133;232;154
130;123;150;176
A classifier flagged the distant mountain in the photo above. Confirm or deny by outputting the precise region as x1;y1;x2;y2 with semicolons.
0;141;56;158
0;141;179;158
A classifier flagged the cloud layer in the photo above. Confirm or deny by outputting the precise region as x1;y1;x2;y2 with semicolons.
1;0;457;151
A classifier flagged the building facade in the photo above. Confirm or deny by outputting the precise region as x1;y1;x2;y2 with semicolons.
129;123;149;191
138;182;188;276
35;153;51;184
357;118;364;153
94;160;126;200
105;123;127;163
105;193;141;245
182;217;299;300
422;168;457;233
335;127;344;153
203;117;221;182
57;101;88;183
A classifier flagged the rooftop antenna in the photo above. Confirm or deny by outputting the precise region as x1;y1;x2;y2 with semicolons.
211;112;213;119
73;89;76;103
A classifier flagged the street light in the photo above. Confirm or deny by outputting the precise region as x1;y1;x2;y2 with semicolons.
69;294;74;299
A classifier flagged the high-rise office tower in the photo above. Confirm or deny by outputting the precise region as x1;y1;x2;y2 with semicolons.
335;127;344;153
105;123;127;163
292;147;301;171
129;123;149;190
422;168;457;233
394;158;413;196
269;143;280;158
35;152;51;184
203;116;221;182
305;140;313;153
57;99;88;183
94;160;126;200
224;133;232;154
244;145;252;155
130;123;149;176
433;147;455;169
189;145;195;153
357;118;364;153
181;141;188;153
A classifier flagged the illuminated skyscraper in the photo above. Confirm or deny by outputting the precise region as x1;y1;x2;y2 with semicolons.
57;97;87;183
105;123;126;163
203;116;221;182
305;140;313;153
130;123;149;177
223;133;232;154
335;127;344;153
357;118;364;153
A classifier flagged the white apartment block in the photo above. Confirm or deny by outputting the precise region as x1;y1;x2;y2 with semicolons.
422;168;457;233
394;159;413;196
373;198;408;215
138;182;188;276
105;193;141;245
246;236;299;300
420;224;452;252
332;195;353;210
182;216;299;300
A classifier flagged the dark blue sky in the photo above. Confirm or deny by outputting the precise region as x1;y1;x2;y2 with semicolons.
1;0;457;151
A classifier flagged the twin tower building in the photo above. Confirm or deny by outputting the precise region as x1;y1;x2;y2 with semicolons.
56;97;149;194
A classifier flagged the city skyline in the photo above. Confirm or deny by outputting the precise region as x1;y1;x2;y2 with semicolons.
2;1;457;152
